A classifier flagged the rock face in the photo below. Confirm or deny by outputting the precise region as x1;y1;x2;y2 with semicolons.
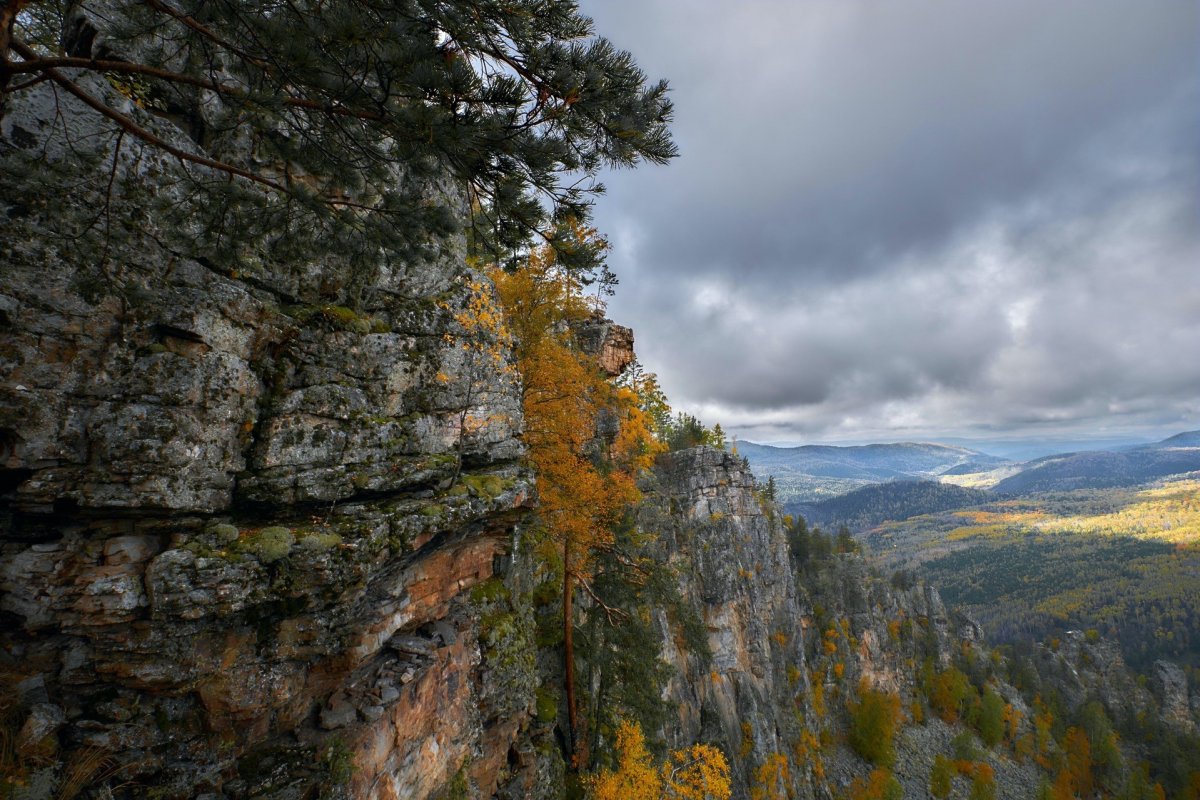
574;317;635;378
642;447;1043;800
1;80;539;799
1151;660;1196;733
645;448;811;794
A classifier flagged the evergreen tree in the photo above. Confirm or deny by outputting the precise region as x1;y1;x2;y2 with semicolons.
711;423;727;450
763;476;777;501
787;515;811;564
835;524;859;554
1;0;676;276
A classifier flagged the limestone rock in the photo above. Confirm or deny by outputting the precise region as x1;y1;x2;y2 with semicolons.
575;317;635;377
1;75;535;800
1152;659;1195;732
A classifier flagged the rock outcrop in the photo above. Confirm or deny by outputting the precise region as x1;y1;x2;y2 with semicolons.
1151;660;1196;733
641;447;1045;799
644;448;811;794
1;79;539;799
574;317;635;378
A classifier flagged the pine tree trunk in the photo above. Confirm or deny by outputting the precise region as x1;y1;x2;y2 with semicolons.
0;1;23;98
563;546;578;763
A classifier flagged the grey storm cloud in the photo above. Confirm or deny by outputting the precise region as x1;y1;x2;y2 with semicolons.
578;0;1200;444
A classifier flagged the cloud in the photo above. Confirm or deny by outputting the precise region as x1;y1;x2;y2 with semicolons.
581;0;1200;443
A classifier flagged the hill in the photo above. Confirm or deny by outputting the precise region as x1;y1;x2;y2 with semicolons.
738;440;1007;502
1154;429;1200;448
788;480;992;532
861;477;1200;672
992;446;1200;495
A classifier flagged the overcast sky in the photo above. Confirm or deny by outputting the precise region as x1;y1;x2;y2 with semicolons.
579;0;1200;447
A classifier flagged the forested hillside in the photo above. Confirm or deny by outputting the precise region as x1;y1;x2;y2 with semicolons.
860;479;1200;673
789;480;992;533
993;450;1200;495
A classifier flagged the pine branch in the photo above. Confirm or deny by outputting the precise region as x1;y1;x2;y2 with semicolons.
5;50;387;120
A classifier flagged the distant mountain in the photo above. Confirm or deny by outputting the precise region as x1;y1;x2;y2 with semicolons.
993;445;1200;495
939;461;1005;476
1152;430;1200;448
787;480;992;532
936;436;1152;461
738;440;1007;502
741;431;1200;502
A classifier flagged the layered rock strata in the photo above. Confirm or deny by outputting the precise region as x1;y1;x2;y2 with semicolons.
1;79;538;799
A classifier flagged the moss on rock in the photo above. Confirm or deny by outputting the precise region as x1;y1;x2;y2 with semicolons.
535;688;558;724
208;523;240;544
297;532;343;552
240;526;295;563
463;473;506;499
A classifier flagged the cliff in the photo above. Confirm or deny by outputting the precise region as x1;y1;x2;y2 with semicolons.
639;448;999;798
1;78;544;799
635;447;1196;799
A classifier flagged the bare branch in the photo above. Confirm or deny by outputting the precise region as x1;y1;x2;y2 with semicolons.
576;576;629;626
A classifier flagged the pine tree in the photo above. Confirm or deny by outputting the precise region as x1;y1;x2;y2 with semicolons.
711;423;727;450
763;476;777;501
1;0;676;276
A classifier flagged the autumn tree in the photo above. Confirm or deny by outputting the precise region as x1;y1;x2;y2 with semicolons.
1061;727;1094;799
929;666;973;723
930;754;955;799
969;763;997;800
847;681;903;767
587;720;731;800
750;753;791;800
442;272;515;484
492;233;660;759
842;768;903;800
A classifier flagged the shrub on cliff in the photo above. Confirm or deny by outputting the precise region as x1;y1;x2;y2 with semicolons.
846;682;902;768
587;719;731;800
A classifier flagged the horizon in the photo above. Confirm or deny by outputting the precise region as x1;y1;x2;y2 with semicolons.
738;426;1198;461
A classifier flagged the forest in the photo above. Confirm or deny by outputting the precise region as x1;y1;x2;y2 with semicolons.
857;479;1200;673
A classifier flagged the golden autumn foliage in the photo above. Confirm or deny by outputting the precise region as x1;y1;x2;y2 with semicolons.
440;273;517;481
587;720;731;800
928;666;972;723
969;763;997;800
841;768;903;800
490;242;659;586
749;753;791;800
490;236;662;757
1057;727;1094;799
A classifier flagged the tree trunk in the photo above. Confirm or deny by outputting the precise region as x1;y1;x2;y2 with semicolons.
0;0;25;98
563;545;578;764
